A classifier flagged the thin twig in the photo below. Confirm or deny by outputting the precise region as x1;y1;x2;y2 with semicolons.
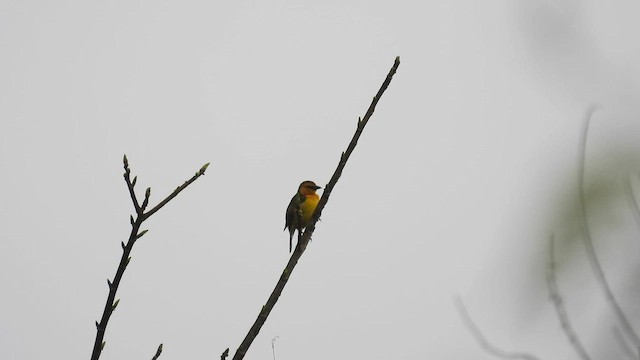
143;162;210;220
221;348;229;360
577;107;640;351
90;156;210;360
151;343;163;360
230;56;400;360
547;235;592;360
271;336;279;360
123;155;141;214
454;296;541;360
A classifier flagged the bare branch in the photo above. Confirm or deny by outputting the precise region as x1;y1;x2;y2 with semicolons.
230;56;400;360
577;107;640;349
142;162;211;220
454;296;541;360
612;326;637;360
91;212;143;360
547;235;592;360
151;343;163;360
310;56;400;231
90;158;209;360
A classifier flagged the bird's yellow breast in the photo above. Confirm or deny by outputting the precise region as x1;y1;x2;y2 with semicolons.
299;193;320;226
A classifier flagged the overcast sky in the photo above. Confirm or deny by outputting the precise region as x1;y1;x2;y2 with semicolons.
2;1;640;359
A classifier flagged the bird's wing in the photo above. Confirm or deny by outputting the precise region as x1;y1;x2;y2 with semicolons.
285;193;305;253
285;193;303;230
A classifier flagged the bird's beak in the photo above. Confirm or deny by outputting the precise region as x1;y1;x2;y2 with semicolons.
314;186;322;190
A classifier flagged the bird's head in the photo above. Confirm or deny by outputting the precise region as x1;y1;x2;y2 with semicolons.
298;180;322;195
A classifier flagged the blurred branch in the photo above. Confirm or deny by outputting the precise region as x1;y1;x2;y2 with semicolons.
624;173;640;231
230;56;400;360
547;235;592;360
454;296;541;360
271;336;279;360
613;326;637;360
90;156;210;360
577;107;640;350
151;343;163;360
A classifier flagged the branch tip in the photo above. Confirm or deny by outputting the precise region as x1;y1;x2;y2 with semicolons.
107;279;112;288
152;344;163;360
141;188;151;210
112;299;120;310
123;154;128;168
199;162;211;175
137;229;148;239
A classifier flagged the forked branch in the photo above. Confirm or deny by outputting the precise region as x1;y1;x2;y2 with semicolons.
90;156;210;360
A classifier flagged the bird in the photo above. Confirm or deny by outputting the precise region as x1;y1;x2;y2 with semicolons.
284;180;322;252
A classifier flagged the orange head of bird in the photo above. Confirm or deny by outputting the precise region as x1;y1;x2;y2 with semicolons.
298;180;322;195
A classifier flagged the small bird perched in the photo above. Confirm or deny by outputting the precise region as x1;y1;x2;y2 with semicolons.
285;180;322;252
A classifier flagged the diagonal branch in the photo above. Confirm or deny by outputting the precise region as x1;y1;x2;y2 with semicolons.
90;156;210;360
577;107;640;350
230;56;400;360
151;343;163;360
547;234;592;360
143;162;210;220
311;56;401;232
612;326;637;360
454;296;541;360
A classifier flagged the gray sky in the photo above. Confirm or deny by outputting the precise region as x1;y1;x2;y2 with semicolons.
2;1;640;359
